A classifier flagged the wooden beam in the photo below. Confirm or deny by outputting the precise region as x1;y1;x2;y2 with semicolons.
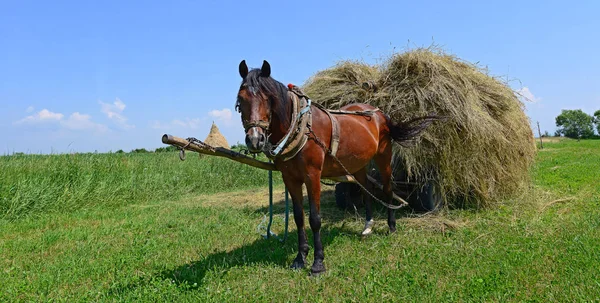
161;134;277;171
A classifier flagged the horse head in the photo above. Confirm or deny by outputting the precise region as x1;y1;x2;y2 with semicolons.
236;60;290;153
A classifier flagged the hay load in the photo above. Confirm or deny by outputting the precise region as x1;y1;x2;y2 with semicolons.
303;47;535;208
204;122;230;149
301;61;380;107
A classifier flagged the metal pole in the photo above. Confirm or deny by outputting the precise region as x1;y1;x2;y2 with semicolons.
537;121;544;149
267;165;273;239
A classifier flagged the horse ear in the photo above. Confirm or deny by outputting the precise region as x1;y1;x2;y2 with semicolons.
239;60;248;78
261;60;271;77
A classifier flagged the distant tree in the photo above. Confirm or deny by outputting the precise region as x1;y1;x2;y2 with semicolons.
542;130;550;137
594;110;600;134
555;109;595;139
131;148;149;153
230;142;247;151
155;146;178;153
115;149;125;154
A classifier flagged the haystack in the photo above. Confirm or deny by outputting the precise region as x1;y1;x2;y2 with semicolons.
204;122;230;149
303;47;535;208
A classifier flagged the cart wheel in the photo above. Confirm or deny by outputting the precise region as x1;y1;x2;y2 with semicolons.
408;181;442;212
334;183;363;210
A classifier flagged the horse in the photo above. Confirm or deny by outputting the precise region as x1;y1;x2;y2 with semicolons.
236;60;438;274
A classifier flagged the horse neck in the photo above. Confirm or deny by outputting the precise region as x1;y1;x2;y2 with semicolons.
268;93;292;144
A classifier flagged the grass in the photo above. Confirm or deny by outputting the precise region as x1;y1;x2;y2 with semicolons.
0;151;283;220
1;140;599;302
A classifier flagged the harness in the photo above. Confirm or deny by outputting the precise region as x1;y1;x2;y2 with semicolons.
243;83;381;162
275;84;384;162
239;83;406;210
265;88;312;161
314;102;340;156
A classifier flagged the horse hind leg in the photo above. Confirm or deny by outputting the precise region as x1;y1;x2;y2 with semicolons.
374;143;397;233
353;167;375;236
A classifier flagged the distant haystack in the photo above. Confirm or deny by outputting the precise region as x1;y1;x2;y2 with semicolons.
204;122;230;149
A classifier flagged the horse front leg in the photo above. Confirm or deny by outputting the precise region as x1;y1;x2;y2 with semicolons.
285;180;309;270
305;170;326;275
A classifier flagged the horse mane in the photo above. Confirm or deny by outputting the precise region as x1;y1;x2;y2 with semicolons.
241;69;291;127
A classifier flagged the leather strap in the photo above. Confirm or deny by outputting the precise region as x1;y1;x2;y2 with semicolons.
318;106;340;157
266;91;311;161
243;120;270;132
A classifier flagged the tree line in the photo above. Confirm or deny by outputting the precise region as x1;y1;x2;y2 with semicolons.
554;109;600;139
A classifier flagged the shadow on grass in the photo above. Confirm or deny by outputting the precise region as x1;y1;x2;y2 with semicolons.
108;188;413;295
155;192;413;290
107;225;358;296
160;225;356;289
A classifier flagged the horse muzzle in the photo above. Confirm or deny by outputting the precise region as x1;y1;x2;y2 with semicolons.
245;127;266;153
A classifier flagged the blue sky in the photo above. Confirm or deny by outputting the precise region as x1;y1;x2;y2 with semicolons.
2;0;599;154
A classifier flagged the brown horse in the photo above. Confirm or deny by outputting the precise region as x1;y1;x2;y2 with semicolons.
236;60;437;274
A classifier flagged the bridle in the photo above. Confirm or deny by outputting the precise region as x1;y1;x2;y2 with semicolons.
236;85;273;134
236;84;312;159
236;109;272;135
242;119;271;133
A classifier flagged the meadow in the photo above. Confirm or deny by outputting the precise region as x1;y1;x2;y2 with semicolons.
0;151;283;219
1;138;599;302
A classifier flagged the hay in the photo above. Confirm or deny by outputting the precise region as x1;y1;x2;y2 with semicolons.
302;47;535;208
303;60;380;107
204;122;230;149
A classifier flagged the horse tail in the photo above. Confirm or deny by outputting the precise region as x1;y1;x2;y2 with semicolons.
386;113;441;147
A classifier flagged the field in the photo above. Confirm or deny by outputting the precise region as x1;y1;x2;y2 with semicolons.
1;139;599;302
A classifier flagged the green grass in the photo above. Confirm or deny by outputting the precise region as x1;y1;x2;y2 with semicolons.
0;152;282;219
1;140;599;302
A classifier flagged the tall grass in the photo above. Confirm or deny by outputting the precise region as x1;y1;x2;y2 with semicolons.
0;152;282;219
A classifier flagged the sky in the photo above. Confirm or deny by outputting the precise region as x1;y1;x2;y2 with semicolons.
1;0;599;154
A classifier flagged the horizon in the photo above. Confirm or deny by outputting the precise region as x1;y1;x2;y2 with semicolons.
2;1;599;154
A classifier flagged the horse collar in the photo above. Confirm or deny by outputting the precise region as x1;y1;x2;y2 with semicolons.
266;86;312;161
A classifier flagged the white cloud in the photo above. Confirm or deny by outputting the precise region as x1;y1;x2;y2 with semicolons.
61;112;107;132
151;118;202;130
15;109;64;124
26;106;35;113
208;108;233;125
152;109;235;131
99;98;134;129
516;87;541;103
14;109;106;132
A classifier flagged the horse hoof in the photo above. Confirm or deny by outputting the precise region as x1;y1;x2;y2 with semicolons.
290;258;306;270
310;261;326;275
361;219;375;236
388;226;397;234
